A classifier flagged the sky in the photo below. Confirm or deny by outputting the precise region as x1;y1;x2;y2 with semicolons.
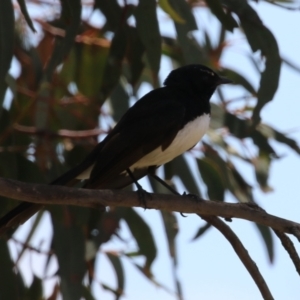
8;1;300;300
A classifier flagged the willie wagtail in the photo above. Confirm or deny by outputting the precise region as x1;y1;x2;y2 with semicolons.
0;64;232;234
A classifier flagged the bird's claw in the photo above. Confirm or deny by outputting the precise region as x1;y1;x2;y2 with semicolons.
136;183;152;209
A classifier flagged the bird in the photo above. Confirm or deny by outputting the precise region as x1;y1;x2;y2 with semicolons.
0;64;232;235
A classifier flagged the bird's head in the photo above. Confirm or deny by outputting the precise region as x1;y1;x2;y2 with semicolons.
164;64;232;99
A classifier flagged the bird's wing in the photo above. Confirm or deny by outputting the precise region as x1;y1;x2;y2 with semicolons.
87;94;186;188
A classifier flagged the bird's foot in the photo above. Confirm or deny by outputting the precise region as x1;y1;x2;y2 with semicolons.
182;192;200;201
135;182;152;209
179;192;200;217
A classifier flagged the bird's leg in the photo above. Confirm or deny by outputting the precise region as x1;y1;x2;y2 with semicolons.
126;168;151;208
148;173;180;196
148;167;199;201
148;168;187;217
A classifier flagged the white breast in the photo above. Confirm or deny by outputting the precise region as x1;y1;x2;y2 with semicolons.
76;114;210;179
131;113;210;169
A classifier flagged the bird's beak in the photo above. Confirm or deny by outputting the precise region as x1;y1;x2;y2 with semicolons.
218;76;233;85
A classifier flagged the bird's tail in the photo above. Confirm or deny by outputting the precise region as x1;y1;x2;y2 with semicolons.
0;158;95;236
0;202;42;236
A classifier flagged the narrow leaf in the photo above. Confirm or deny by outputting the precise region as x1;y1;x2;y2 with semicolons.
192;223;211;240
255;224;274;263
158;0;185;23
0;0;14;108
45;0;82;81
106;252;125;300
197;157;225;201
171;155;202;196
120;208;157;270
17;0;36;32
205;0;238;31
135;0;161;76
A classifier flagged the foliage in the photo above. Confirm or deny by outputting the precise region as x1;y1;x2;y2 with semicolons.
0;0;299;299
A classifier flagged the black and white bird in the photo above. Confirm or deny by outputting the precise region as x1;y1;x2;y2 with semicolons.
0;64;232;234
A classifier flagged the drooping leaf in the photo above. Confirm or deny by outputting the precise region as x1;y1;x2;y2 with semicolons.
191;222;211;240
158;0;185;23
135;0;161;77
106;252;125;300
51;207;87;300
119;207;157;271
99;26;128;105
205;0;238;31
255;224;274;263
253;150;272;192
169;0;202;64
170;155;202;196
17;0;36;32
94;0;122;31
45;0;82;81
203;143;253;203
161;36;184;65
224;0;281;123
109;82;130;123
0;240;24;300
221;68;256;95
160;211;178;260
126;27;145;87
0;0;14;109
257;123;300;155
24;275;43;300
82;286;96;300
197;157;225;201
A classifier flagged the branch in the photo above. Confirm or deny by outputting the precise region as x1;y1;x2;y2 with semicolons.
273;230;300;276
0;177;299;239
201;215;274;300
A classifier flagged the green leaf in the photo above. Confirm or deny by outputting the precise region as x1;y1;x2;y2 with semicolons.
221;68;256;95
109;82;130;123
158;0;185;23
197;157;225;201
94;0;121;31
126;27;145;86
210;103;225;130
205;0;238;31
170;155;202;196
0;0;14;108
82;286;96;300
224;0;281;123
51;207;86;300
169;0;202;64
17;0;36;32
160;211;178;260
203;143;253;203
169;0;197;30
119;207;157;270
71;42;108;98
24;276;43;300
255;224;274;263
0;240;24;300
257;124;300;155
253;150;272;192
159;212;183;300
161;36;184;65
99;26;128;105
45;0;82;81
192;223;211;240
106;252;125;300
135;0;161;76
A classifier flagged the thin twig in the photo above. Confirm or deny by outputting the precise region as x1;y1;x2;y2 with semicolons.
13;124;106;139
201;215;274;300
273;230;300;276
